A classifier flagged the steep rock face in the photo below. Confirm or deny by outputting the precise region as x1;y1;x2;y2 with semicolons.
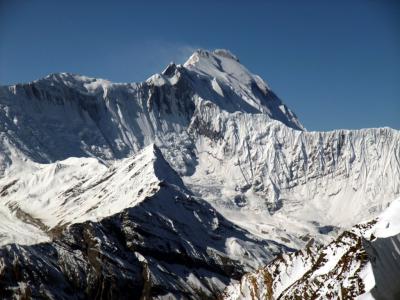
365;233;400;299
0;71;196;175
183;49;303;130
186;103;400;245
223;198;400;300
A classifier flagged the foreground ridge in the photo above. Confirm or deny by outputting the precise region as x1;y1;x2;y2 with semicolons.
223;198;400;299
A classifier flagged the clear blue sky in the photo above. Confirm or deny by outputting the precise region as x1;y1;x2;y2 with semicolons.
0;1;399;131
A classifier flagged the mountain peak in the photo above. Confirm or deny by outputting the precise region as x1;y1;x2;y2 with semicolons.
183;48;304;130
4;48;303;130
35;72;113;94
213;49;240;62
184;48;241;69
185;49;240;64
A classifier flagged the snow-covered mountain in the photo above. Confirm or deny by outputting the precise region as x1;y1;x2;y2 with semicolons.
0;49;399;298
0;144;289;299
0;50;303;180
223;197;400;300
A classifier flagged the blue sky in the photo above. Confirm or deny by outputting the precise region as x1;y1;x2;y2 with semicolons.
0;0;399;131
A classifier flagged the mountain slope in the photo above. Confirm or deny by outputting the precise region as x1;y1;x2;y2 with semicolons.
1;49;398;248
0;49;399;298
0;144;184;234
0;49;301;175
186;104;400;245
0;144;288;299
223;198;400;300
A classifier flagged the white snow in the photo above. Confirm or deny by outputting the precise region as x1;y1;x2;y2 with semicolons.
367;198;400;238
0;204;49;246
223;197;400;299
356;262;376;300
0;48;398;299
0;144;178;246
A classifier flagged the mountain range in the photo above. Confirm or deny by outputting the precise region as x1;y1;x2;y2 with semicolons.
0;49;398;299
